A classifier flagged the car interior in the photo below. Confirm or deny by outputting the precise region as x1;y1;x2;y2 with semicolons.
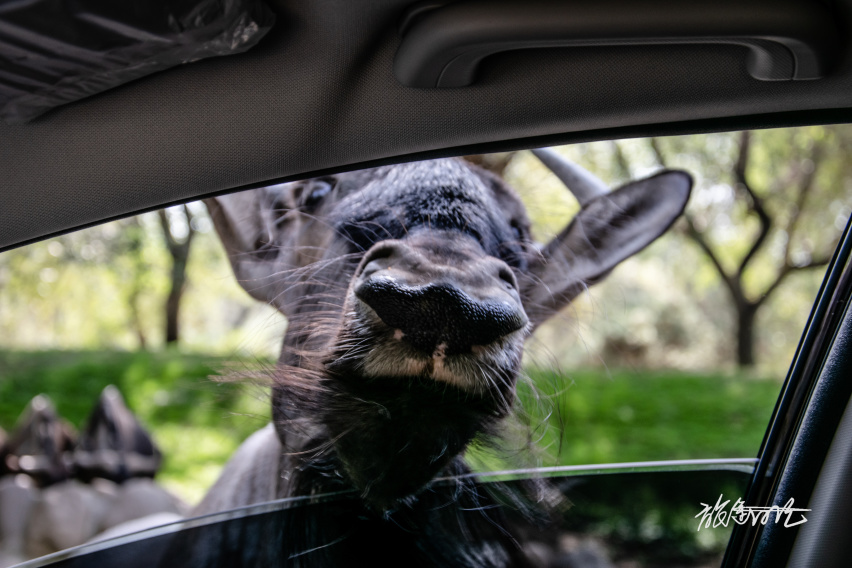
2;0;852;567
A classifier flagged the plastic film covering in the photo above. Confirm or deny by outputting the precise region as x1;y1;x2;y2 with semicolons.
0;0;275;124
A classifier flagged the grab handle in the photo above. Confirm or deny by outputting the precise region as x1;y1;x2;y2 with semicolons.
393;0;839;88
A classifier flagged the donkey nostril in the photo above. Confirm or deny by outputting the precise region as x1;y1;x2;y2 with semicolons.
364;245;395;263
358;243;400;279
361;259;386;280
497;267;517;290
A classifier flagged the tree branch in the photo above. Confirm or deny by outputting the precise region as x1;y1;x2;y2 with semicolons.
784;142;823;264
757;254;832;307
652;137;748;303
158;206;196;259
610;141;632;180
157;209;178;255
648;138;667;167
734;131;773;277
682;214;743;303
183;205;196;250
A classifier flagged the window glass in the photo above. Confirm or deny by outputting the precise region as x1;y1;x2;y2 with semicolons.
1;126;849;566
16;468;753;568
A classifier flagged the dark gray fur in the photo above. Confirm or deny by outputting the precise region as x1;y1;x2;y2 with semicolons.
194;156;692;565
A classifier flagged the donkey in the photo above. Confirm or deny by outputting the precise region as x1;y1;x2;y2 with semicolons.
192;150;690;563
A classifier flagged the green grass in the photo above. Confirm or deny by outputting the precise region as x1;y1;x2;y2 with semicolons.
511;368;781;465
1;351;784;504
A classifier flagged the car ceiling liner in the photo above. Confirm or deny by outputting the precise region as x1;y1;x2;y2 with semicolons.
0;0;275;124
1;0;851;253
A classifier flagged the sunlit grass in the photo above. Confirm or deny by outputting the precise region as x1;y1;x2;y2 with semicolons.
468;368;781;471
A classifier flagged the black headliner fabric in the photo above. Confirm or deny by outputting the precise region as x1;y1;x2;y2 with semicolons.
2;0;852;251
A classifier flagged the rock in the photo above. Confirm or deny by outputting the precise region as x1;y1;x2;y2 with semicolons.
25;479;113;558
74;386;162;483
102;478;188;529
0;474;39;564
3;396;76;487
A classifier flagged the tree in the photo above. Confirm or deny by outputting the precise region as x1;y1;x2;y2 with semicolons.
644;129;845;367
118;217;152;349
158;205;197;345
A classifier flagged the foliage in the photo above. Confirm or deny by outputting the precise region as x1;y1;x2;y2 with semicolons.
504;126;851;373
647;129;849;366
0;206;284;356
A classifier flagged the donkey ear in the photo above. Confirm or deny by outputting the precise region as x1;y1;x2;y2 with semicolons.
204;186;291;311
521;171;692;328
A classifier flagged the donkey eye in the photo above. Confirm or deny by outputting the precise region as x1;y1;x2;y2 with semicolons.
509;220;524;242
303;180;333;209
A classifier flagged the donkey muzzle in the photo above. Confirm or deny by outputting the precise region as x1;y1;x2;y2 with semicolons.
353;236;528;354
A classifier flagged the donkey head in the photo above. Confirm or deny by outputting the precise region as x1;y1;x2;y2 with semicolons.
205;150;691;508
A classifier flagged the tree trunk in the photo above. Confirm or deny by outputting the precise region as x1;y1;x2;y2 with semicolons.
158;207;195;346
736;302;759;368
164;256;188;344
126;217;149;349
129;292;148;349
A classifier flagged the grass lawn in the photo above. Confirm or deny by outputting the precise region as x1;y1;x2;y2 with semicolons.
510;367;782;465
1;351;783;504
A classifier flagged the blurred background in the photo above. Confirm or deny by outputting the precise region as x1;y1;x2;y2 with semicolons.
1;126;850;505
